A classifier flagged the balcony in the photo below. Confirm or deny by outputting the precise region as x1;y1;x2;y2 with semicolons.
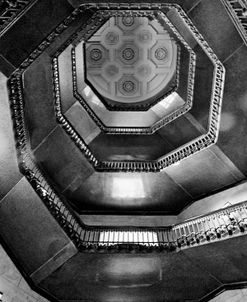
1;0;247;301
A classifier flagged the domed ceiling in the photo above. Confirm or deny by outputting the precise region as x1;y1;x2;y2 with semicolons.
51;7;223;174
85;15;177;107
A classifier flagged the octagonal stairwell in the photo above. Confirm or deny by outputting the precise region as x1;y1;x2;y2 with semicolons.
1;1;247;302
16;2;243;214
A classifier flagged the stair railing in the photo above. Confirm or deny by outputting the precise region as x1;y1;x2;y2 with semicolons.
7;3;241;254
0;0;34;35
221;0;247;44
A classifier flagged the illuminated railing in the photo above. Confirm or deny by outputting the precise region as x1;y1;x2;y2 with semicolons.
8;2;242;254
9;71;173;252
13;152;247;254
7;78;247;252
52;4;224;172
221;0;247;44
98;230;159;246
54;8;196;134
173;203;247;248
70;44;186;131
0;0;33;34
8;3;225;174
10;82;247;252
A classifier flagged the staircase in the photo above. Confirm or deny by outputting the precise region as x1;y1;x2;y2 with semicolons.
1;1;247;301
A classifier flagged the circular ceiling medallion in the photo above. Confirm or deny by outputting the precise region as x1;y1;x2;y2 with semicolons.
85;16;177;104
90;48;103;61
118;76;139;96
121;47;135;61
123;81;135;93
155;47;168;61
122;15;135;26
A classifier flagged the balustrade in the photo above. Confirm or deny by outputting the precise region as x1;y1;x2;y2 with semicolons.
10;123;247;253
0;0;32;33
51;4;224;172
13;143;247;253
222;0;247;43
7;3;225;173
173;203;247;249
7;2;244;254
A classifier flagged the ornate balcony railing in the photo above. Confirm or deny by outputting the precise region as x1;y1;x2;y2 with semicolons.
7;3;239;255
15;152;247;254
7;75;247;252
50;7;196;136
7;76;247;252
221;0;247;44
7;3;225;174
67;12;196;134
52;4;224;172
0;0;33;34
173;202;247;249
10;65;245;253
70;44;186;132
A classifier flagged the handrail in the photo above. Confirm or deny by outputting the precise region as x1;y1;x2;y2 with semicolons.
173;201;247;248
69;11;196;133
0;0;34;36
221;0;247;45
52;4;224;172
8;69;247;253
8;72;247;252
7;3;240;255
71;45;182;129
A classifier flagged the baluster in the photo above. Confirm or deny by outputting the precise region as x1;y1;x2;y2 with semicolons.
119;231;124;244
133;230;138;244
183;224;190;246
239;206;247;229
188;223;197;245
216;214;228;237
179;225;187;247
229;210;241;233
220;212;233;235
192;220;200;243
197;219;207;242
174;226;182;247
206;217;217;240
